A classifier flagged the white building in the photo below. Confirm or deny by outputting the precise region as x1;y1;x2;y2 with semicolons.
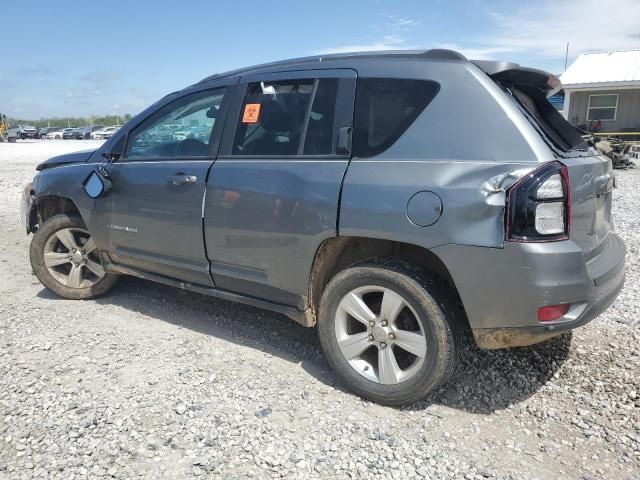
560;50;640;133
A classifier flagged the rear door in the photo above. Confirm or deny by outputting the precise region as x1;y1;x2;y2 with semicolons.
97;79;236;286
204;69;356;307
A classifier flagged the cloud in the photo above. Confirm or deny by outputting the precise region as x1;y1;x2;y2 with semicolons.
384;15;419;31
471;0;640;59
434;43;515;60
318;0;640;64
317;14;420;55
18;66;56;76
315;35;413;55
62;71;122;104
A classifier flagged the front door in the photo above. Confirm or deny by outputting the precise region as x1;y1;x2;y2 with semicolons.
97;82;235;286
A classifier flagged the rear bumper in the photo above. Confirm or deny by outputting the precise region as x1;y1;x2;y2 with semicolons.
432;234;626;349
472;265;624;348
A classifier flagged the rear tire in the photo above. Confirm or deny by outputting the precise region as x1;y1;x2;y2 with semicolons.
318;259;458;406
30;214;118;300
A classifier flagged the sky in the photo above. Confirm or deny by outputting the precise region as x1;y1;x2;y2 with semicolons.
2;0;640;119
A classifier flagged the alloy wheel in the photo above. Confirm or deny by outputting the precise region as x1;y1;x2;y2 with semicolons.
43;228;105;288
334;286;427;384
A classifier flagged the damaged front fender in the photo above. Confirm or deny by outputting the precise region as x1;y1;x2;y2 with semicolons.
21;183;37;234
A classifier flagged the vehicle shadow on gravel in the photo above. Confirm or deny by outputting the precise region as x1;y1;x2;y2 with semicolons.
37;276;572;413
416;333;572;413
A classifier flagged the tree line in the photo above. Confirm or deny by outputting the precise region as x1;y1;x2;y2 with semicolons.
6;114;134;128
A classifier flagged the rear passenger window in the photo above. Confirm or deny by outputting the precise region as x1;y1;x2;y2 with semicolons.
304;79;338;155
353;78;439;158
232;79;339;156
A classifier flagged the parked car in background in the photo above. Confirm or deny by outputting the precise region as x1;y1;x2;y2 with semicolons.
20;49;625;406
4;125;20;142
77;125;104;139
90;127;107;139
103;126;121;139
69;127;87;140
62;128;79;140
36;127;53;139
15;125;38;139
91;126;120;140
46;130;63;140
48;128;74;139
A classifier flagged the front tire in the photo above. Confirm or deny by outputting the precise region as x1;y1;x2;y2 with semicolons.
30;214;118;299
318;260;458;406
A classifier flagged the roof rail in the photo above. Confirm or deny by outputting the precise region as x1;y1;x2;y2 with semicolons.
198;49;469;84
421;49;467;61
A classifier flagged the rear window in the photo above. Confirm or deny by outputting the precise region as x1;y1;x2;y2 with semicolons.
353;78;439;158
508;85;587;152
232;78;340;156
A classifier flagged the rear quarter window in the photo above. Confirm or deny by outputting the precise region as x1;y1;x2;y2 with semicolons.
353;78;439;158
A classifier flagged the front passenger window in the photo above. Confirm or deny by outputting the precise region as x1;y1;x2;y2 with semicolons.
125;88;226;159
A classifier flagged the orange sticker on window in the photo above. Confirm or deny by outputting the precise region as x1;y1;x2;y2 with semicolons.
242;103;261;123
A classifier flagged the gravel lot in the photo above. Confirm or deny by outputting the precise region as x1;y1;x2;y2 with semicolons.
0;140;638;480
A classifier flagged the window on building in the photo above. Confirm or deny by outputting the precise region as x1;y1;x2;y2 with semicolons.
587;94;618;121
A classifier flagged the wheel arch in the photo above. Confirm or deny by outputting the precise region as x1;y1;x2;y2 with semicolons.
33;195;84;231
306;236;469;331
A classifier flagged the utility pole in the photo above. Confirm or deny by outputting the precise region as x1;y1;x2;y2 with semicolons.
564;42;570;72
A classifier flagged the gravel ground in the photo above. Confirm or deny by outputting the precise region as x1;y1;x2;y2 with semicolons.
0;140;638;480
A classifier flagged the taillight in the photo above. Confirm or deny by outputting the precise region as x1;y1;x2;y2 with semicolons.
506;161;570;242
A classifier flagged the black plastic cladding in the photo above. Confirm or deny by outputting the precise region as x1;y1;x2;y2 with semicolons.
506;161;569;242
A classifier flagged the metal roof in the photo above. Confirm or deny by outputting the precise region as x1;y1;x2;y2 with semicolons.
198;49;472;83
197;49;557;88
560;50;640;88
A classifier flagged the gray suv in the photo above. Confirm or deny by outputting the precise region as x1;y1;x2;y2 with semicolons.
21;50;625;405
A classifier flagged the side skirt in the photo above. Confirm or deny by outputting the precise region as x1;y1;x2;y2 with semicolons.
104;260;313;327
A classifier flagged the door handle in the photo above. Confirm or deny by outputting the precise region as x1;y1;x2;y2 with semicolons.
168;173;197;185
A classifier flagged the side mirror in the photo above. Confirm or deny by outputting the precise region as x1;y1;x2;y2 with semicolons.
83;169;112;198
